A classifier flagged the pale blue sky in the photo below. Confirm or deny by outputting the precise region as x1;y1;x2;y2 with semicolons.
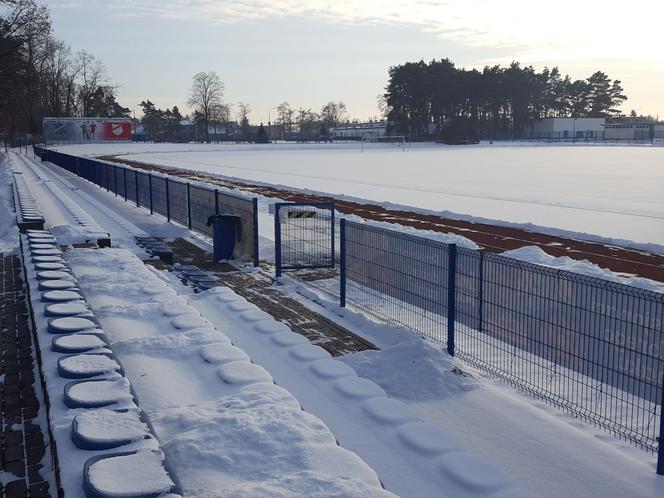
46;0;664;123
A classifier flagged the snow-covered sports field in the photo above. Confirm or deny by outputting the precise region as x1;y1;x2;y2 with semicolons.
58;142;664;247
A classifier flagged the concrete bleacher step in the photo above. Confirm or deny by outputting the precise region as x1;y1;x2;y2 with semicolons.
21;227;181;497
13;171;45;231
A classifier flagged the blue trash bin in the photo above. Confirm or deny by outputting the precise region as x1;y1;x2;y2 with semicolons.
207;215;241;261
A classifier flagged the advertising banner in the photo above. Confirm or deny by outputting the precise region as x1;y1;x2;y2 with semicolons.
43;117;132;144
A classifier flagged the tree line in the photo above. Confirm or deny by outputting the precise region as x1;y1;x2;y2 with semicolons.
383;58;628;139
141;71;350;143
0;0;128;141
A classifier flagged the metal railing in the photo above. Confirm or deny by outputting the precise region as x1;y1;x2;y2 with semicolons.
33;146;260;266
337;219;664;468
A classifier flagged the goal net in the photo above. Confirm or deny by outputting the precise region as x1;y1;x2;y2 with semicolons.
361;135;406;151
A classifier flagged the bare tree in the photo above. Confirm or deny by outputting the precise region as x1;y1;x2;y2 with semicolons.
297;107;319;142
76;50;106;116
320;101;347;130
187;71;224;142
276;101;293;139
209;102;231;141
237;101;250;142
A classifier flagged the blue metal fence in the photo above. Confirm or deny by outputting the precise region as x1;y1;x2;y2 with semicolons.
33;146;260;266
339;219;664;466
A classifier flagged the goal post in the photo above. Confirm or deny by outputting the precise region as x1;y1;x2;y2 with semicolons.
361;135;406;152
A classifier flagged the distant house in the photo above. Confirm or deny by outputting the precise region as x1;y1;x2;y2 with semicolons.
331;121;388;139
603;119;664;141
529;117;605;140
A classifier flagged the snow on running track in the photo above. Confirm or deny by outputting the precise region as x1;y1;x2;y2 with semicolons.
57;142;664;246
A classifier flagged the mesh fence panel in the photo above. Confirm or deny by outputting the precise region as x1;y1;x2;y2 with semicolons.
277;203;335;271
125;169;137;203
114;166;125;198
456;252;664;450
342;220;664;452
167;179;188;226
345;220;450;345
189;185;215;236
151;176;167;217
137;172;151;208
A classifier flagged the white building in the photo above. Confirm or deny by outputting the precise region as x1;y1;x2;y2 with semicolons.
603;121;664;141
529;117;605;140
331;121;388;139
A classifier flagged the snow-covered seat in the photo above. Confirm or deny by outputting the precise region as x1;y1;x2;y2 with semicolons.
82;450;178;498
47;316;98;334
27;232;55;240
57;352;123;379
35;262;69;271
33;255;66;263
72;409;152;451
64;378;135;409
45;302;92;318
36;270;74;281
29;242;59;250
41;289;83;302
52;333;109;354
38;279;77;291
31;248;63;256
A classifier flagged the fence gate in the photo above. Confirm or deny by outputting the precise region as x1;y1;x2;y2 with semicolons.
274;202;335;277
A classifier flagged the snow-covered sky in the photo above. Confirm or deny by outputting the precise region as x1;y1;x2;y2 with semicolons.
46;0;664;122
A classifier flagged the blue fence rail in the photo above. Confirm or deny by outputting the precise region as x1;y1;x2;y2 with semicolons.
33;146;260;266
338;219;664;469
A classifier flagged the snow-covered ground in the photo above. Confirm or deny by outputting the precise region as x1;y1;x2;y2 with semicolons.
12;149;664;497
0;152;19;252
56;142;664;248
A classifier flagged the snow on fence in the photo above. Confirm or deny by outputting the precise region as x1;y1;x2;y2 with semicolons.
33;146;260;266
333;219;664;464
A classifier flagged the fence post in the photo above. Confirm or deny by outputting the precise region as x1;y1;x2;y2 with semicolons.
330;205;336;269
186;183;192;229
165;178;171;222
658;381;664;475
274;203;282;278
135;170;139;207
123;168;128;201
214;189;219;215
148;174;153;214
478;251;484;333
252;198;259;267
447;244;457;357
340;218;346;307
113;166;118;196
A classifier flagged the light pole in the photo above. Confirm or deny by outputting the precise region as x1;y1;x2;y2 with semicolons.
269;107;277;143
572;117;577;143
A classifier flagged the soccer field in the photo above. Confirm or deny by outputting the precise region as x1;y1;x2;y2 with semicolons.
57;142;664;247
